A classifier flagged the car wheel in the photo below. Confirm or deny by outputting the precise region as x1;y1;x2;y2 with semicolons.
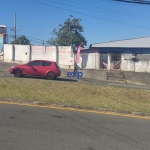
13;69;22;77
46;72;56;80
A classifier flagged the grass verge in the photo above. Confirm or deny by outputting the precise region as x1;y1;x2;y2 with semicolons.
0;77;150;114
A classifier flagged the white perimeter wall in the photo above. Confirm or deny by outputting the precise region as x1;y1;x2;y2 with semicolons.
122;54;150;72
77;53;96;69
3;44;74;69
58;46;74;69
4;44;13;62
4;44;30;63
122;59;150;72
14;45;30;63
31;46;56;61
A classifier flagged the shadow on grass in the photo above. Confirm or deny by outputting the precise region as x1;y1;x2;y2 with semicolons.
0;74;78;82
24;76;78;82
56;77;78;82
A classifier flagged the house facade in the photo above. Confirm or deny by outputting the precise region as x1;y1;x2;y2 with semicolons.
77;37;150;73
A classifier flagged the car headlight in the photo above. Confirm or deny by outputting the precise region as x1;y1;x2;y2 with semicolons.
11;66;14;68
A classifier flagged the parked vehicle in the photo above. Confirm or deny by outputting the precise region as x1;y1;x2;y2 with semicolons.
9;60;61;80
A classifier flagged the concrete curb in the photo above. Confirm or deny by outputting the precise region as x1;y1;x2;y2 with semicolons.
0;99;150;119
60;76;150;90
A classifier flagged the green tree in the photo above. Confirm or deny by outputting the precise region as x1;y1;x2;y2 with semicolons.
11;35;30;45
47;16;87;49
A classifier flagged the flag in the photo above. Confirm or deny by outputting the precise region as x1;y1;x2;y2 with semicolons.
76;45;81;63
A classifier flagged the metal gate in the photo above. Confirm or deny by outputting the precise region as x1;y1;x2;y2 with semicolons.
99;53;108;69
110;53;121;70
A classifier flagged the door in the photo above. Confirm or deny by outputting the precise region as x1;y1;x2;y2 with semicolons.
39;61;52;76
24;60;42;76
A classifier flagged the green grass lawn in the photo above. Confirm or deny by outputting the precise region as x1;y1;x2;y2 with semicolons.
0;77;150;113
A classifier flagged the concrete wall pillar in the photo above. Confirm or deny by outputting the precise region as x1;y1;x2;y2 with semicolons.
120;54;124;70
56;46;59;64
12;45;15;61
95;52;99;69
27;45;31;62
107;53;111;70
29;45;32;61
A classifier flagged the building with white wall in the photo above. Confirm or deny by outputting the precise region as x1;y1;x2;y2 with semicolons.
77;36;150;72
0;24;7;53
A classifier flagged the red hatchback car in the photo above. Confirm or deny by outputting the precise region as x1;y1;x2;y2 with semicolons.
9;60;61;80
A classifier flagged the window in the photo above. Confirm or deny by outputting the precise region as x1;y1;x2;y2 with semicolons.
30;61;41;66
54;62;59;68
42;61;51;66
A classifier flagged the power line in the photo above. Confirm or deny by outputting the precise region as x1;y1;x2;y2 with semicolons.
99;0;150;6
15;29;46;42
29;0;150;30
26;36;46;42
7;34;47;45
50;0;150;19
8;31;45;41
113;0;150;5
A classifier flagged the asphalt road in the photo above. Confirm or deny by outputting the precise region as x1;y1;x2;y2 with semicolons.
0;103;150;150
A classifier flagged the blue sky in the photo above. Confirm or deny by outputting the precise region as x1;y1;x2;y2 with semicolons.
1;0;150;48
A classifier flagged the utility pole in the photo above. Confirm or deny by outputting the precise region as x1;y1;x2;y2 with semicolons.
14;13;16;41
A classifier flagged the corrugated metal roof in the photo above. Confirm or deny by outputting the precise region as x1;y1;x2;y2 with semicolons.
91;36;150;48
0;24;6;28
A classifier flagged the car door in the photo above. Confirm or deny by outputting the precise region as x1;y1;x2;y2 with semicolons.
38;61;52;76
25;60;42;76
